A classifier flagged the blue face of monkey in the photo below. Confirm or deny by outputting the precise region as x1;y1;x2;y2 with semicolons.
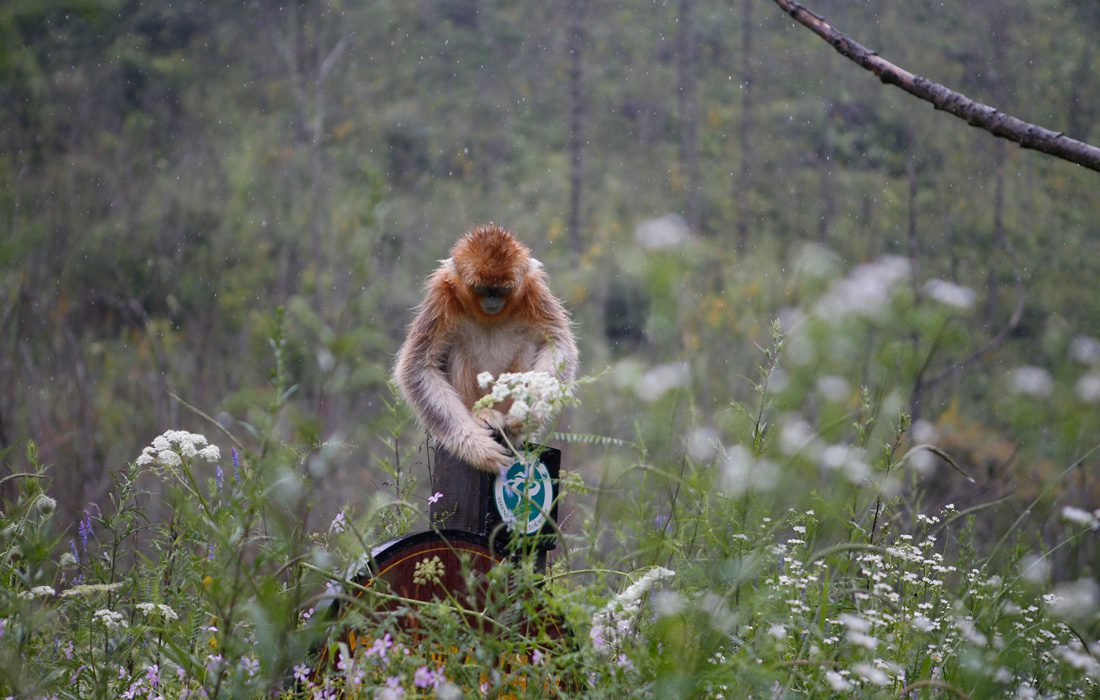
474;285;509;315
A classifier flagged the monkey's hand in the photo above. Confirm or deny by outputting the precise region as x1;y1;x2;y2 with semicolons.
454;427;514;473
474;407;525;437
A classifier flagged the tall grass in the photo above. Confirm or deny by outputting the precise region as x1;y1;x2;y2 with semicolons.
1;257;1098;698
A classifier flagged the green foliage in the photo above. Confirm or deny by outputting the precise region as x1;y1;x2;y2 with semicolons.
0;286;1099;697
1;0;1100;696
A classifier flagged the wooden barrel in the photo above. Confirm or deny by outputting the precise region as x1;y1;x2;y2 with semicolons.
310;528;569;681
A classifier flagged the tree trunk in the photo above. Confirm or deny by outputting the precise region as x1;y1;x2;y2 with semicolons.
567;0;587;256
677;0;701;232
736;0;754;251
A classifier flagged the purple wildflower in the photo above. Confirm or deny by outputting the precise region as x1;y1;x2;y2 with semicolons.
366;633;393;660
336;648;352;672
428;491;444;505
78;512;92;552
413;665;439;689
293;664;310;684
231;448;240;483
145;663;160;687
215;464;224;491
207;542;215;561
240;656;259;677
69;538;79;562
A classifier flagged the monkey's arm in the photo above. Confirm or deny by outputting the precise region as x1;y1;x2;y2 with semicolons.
531;295;579;384
394;287;512;472
523;260;579;383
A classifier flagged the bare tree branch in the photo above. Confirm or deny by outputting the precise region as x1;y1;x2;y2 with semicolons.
772;0;1100;173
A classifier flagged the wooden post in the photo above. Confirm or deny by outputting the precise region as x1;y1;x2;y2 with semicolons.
428;443;561;570
428;447;499;535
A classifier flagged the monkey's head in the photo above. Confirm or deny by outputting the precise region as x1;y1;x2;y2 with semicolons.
451;225;531;318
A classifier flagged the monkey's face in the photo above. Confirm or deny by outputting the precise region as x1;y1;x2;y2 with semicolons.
473;285;510;316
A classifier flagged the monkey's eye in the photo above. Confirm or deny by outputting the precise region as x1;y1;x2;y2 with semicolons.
474;286;508;298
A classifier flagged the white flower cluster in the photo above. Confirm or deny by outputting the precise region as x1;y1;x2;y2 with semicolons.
136;602;179;621
59;582;123;598
923;278;977;310
1007;366;1054;398
135;430;221;469
589;566;676;654
92;608;128;630
18;585;56;600
1061;506;1100;529
477;371;572;425
815;255;910;321
635;362;690;402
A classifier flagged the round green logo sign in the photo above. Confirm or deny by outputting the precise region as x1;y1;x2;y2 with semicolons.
494;459;554;535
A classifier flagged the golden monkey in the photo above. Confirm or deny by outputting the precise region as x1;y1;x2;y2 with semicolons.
394;225;578;472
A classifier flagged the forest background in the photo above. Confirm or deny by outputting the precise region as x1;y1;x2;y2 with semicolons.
2;0;1099;576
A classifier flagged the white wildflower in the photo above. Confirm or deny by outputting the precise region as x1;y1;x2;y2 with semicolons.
837;613;871;633
820;444;871;483
955;617;987;647
719;445;777;496
847;630;879;650
699;592;737;634
1056;645;1100;674
590;567;675;654
508;400;530;422
821;444;849;470
530;400;553;422
1076;373;1100;404
911;615;936;632
1007;366;1054;398
198;445;221;462
923;279;976;310
853;662;890;686
634;214;693;250
1048;578;1099;622
825;670;853;692
1061;506;1099;528
60;582;123;598
93;609;128;630
19;585;56;600
477;371;494;389
793;243;841;279
652;590;684;618
136;430;221;471
815;256;910;320
636;362;691;402
1070;335;1100;365
491;382;510;402
1018;554;1050;585
477;371;572;427
685;427;720;462
816;375;850;402
768;624;787;640
136;603;179;621
778;416;823;458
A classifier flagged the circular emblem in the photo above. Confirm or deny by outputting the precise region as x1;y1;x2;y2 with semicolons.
494;458;554;535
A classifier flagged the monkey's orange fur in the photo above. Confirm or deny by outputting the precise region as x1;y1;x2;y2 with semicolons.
394;225;579;472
